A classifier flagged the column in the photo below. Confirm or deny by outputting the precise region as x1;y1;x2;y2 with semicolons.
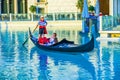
118;0;120;15
23;0;25;13
53;13;55;21
99;16;102;31
36;3;39;14
75;13;77;20
14;0;18;14
0;0;1;14
113;0;117;16
7;0;9;14
45;1;48;13
109;0;113;16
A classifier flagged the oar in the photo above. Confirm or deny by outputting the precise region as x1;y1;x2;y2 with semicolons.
22;25;38;46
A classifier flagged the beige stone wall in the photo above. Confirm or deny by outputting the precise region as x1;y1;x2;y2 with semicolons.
27;0;96;13
47;0;78;13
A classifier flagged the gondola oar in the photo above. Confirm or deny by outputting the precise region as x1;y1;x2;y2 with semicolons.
22;25;38;46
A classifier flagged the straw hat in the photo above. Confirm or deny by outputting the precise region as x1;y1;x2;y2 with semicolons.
40;16;44;18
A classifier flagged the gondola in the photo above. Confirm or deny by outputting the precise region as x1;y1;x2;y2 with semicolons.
29;28;94;52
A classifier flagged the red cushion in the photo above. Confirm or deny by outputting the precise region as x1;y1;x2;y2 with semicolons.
38;37;49;44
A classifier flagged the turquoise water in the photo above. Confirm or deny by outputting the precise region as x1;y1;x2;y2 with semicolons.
0;27;120;80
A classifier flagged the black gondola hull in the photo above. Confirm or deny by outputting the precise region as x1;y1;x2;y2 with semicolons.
29;28;94;52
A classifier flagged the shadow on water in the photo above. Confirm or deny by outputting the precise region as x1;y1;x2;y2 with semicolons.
30;47;96;80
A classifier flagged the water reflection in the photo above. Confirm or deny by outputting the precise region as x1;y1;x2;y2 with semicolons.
30;47;96;80
97;41;120;80
0;28;30;79
0;26;120;80
30;47;48;80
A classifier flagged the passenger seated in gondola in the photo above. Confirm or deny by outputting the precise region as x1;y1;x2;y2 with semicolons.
38;33;58;46
47;33;58;45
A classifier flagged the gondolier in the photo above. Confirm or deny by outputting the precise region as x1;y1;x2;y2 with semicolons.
22;16;47;46
37;16;47;38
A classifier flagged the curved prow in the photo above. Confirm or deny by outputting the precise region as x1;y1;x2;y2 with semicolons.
29;27;32;38
29;28;38;43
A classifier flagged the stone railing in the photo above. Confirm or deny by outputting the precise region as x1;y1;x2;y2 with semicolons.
100;15;120;31
0;12;82;22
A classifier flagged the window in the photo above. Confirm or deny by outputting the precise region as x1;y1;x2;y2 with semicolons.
1;0;7;13
37;0;40;2
9;0;14;13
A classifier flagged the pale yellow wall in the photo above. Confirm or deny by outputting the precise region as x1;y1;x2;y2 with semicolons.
0;0;96;14
27;0;96;13
47;0;78;13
